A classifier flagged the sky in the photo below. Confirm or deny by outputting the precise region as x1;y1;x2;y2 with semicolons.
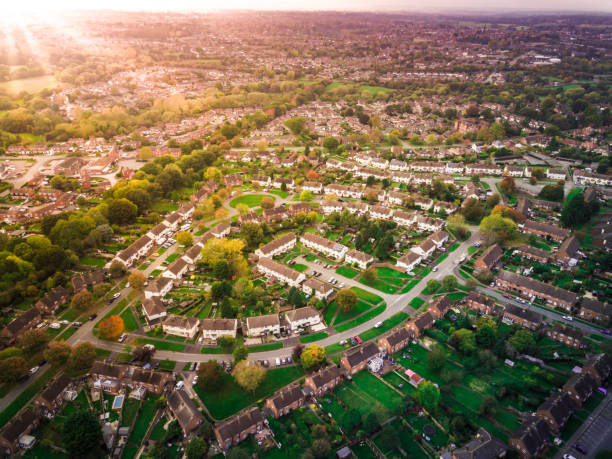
4;0;612;13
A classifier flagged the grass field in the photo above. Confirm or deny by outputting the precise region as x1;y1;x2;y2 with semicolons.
335;304;386;332
229;194;272;208
0;75;58;94
350;286;383;304
120;307;139;332
324;301;338;325
409;297;426;309
194;366;303;419
79;256;107;267
358;312;408;341
400;279;420;293
299;332;329;343
376;267;409;278
359;277;397;294
123;396;158;459
334;300;373;325
247;342;283;352
131;337;186;352
336;266;359;278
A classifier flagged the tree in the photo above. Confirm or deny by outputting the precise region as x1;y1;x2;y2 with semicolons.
322;137;339;151
364;412;381;434
292;343;305;362
109;260;126;278
306;169;319;181
311;439;331;458
200;238;247;278
213;260;232;280
241;223;264;248
443;275;459;291
128;271;146;291
204;167;222;182
233;345;249;363
341;408;361;431
475;324;497;347
197;361;224;391
44;340;72;367
539;183;564;202
509;330;536;353
284;116;307;135
232;360;266;392
561;190;591;228
227;447;250;459
235;203;249;215
217;335;235;349
71;290;93;310
362;267;378;284
18;329;49;354
491;204;521;222
447;214;469;240
300;345;326;370
479;214;518;244
499;177;516;195
479;395;498;417
0;356;27;383
461;198;485;223
288;286;304;308
427;346;445;374
449;329;476;354
416;381;440;413
99;315;125;340
299;190;314;202
62;410;102;457
68;342;97;371
426;279;440;294
176;231;193;247
107;198;138;225
379;425;400;451
336;288;357;312
260;196;275;209
139;146;153;160
186;437;208;459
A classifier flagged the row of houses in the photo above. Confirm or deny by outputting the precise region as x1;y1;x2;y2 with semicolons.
327;157;504;176
396;230;449;272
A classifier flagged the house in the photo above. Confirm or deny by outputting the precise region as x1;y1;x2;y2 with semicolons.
405;312;435;337
256;257;305;287
516;245;549;263
340;342;379;375
34;374;73;417
536;392;575;435
167;389;204;437
285;307;320;331
474;244;503;273
238;212;263;225
516;197;531;220
320;201;344;214
147;222;171;244
387;190;409;205
344;249;374;269
35;286;71;315
262;206;289;223
453;428;507;459
563;373;595;408
164;212;182;230
496;270;578;310
531;200;560;212
300;233;348;260
131;368;173;394
302;278;334;301
429;230;449;248
200;318;238;341
404;369;424;387
251;175;271;187
90;361;127;393
393;210;416;227
546;168;566;180
224;173;243;187
264;385;306;418
582;354;610;386
302;181;323;194
177;202;194;219
378;328;413;354
520;220;569;243
508;414;550;459
142;297;167;323
144;277;174;299
578;297;612;322
114;235;154;267
546;323;584;349
162;315;200;339
0;409;40;455
504;165;526;177
345;201;369;215
416;215;445;232
214;407;264;450
288;202;312;217
304;365;343;397
246;314;280;337
182;242;204;265
573;170;612;187
71;270;105;292
411;238;436;259
397;251;422;272
369;205;393;221
429;295;452;319
162;258;189;280
465;292;496;315
324;184;363;199
1;308;42;340
414;196;433;210
210;222;231;238
501;304;542;330
556;236;581;267
433;201;457;215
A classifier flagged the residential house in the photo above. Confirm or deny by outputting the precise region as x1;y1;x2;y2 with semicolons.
508;414;551;459
536;392;575;435
304;365;343;397
130;368;173;395
147;222;172;244
302;181;323;194
453;428;507;459
214;407;264;450
264;385;306;418
285;307;320;331
369;205;393;221
35;286;71;315
397;251;422;272
302;278;334;301
516;245;549;263
90;361;127;393
378;328;413;354
573;170;612;187
582;354;610;386
501;304;542;330
71;270;105;292
546;323;584;349
167;389;204;437
251;175;271;187
405;311;435;337
0;409;40;455
578;297;611;322
546;169;566;180
344;249;374;269
474;244;503;273
1;308;42;340
224;173;243;187
556;236;581;267
182;242;204;265
411;238;436;259
246;314;280;337
200;318;238;341
210;222;231;238
520;220;569;243
144;277;174;299
465;292;496;315
340;342;379;375
563;373;595;408
320;201;344;214
429;295;452;319
34;374;73;417
393;210;417;227
114;235;154;267
162;315;200;339
238;212;263;225
263;206;289;223
345;202;369;215
142;297;167;323
496;270;578;310
256;258;305;287
162;258;189;280
300;233;348;260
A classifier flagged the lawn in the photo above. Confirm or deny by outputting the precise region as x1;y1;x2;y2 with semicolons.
131;338;186;352
150;269;163;277
376;267;409;278
434;253;449;264
165;253;180;263
336;266;359;279
120;308;139;332
299;332;329;343
121;398;140;427
324;301;338;325
421;280;441;295
246;342;283;352
409;297;425;309
335;304;386;332
229;194;272;208
349;286;383;304
149;415;167;441
268;190;289;199
0;75;58;94
79;256;107;267
358;312;409;341
124;396;158;459
360;85;393;95
194;366;304;420
96;298;128;327
158;360;176;371
400;279;420;293
448;243;460;252
334;300;373;325
359;277;397;294
292;263;308;272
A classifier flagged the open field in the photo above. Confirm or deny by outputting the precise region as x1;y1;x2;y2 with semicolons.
229;194;271;208
0;75;58;94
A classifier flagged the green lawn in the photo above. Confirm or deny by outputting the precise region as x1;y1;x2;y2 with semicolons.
194;366;304;420
349;286;383;304
150;269;163;277
229;194;272;208
149;415;167;441
359;277;397;294
121;398;140;426
131;338;186;352
120;308;139;332
335;304;386;332
334;300;373;325
376;266;409;278
434;253;449;264
96;299;128;327
158;360;176;371
299;332;329;343
336;266;359;279
246;342;283;352
324;301;338;325
359;312;409;341
400;279;420;293
79;256;107;267
421;280;441;295
268;190;289;199
409;297;425;309
448;243;460;252
0;74;58;94
292;263;308;272
165;253;180;263
124;396;158;459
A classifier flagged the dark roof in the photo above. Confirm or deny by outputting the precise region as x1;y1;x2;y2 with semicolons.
343;342;379;367
39;374;72;404
563;373;595;399
1;409;38;443
583;354;611;380
516;197;530;216
131;368;170;387
4;308;41;335
551;323;584;340
517;245;550;260
37;286;71;310
497;270;578;305
523;220;570;240
537;392;575;427
309;365;343;389
267;385;304;411
476;244;503;269
216;407;262;440
465;291;496;308
167;389;204;432
90;361;126;379
431;295;452;315
510;415;550;456
580;297;611;316
503;304;542;325
413;311;435;330
383;327;412;347
558;236;580;260
200;318;237;331
454;428;507;459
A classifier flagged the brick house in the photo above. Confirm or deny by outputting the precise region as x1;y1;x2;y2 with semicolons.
429;295;452;320
546;323;584;349
563;373;595;408
578;298;611;322
378;327;413;354
405;311;435;337
452;428;507;459
520;220;569;243
0;409;40;455
556;236;581;267
340;342;379;375
304;366;343;398
167;389;204;437
496;270;578;311
536;392;575;435
474;244;503;273
582;354;610;386
35;286;71;315
214;407;264;450
501;304;542;330
264;385;306;418
508;414;551;459
34;374;73;417
1;308;42;340
464;292;496;315
516;245;549;264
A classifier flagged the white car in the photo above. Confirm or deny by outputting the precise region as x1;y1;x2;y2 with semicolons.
113;293;121;299
374;321;383;328
563;455;577;459
432;267;438;272
29;366;39;375
193;376;198;385
562;315;573;321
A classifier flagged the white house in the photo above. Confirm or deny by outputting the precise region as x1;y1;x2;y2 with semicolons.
302;278;334;301
391;171;412;185
393;210;417;227
411;239;436;259
397;252;422;272
345;249;374;269
416;215;445;232
369;205;393;221
302;182;323;194
144;277;174;299
142;297;167;322
345;202;369;215
210;222;231;238
414;196;433;210
113;235;154;268
300;233;348;260
389;159;408;171
387;191;409;206
200;318;238;340
182;242;204;265
163;258;189;280
285;307;321;331
256;258;306;287
546;169;566;180
163;315;200;339
255;233;297;258
246;314;280;337
320;201;344;214
429;230;449;248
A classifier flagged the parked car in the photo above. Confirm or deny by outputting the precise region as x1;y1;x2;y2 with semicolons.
192;375;198;385
572;444;587;454
29;366;39;375
175;381;185;390
72;321;82;327
374;321;383;328
562;315;573;321
118;333;128;343
89;314;97;321
432;267;438;272
275;358;281;367
113;293;121;299
563;455;577;459
354;336;363;344
602;329;611;335
339;339;347;346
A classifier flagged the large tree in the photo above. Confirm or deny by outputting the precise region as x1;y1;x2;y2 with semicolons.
44;340;72;367
107;198;138;225
98;315;125;340
71;290;93;310
416;381;440;413
479;214;517;244
561;190;592;228
128;271;146;291
186;437;208;459
300;345;326;370
336;288;358;313
18;329;49;354
62;410;102;457
197;361;224;391
68;342;97;371
232;360;266;392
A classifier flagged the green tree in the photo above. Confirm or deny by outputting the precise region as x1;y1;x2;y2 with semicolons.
479;214;518;244
427;346;446;373
364;412;380;434
288;286;304;308
62;410;102;457
44;340;72;367
197;361;224;391
362;267;378;284
416;381;440;412
217;335;235;349
475;323;497;347
499;177;516;195
449;329;476;354
139;146;153;160
0;356;27;383
284;117;307;135
300;345;326;370
176;231;193;246
442;276;459;291
107;198;138;225
509;330;536;353
213;260;232;279
186;437;208;459
341;408;361;431
561;190;592;228
539;183;564;202
128;271;146;291
336;288;357;312
233;345;249;363
232;360;266;392
322;137;339;151
18;329;49;354
68;342;97;371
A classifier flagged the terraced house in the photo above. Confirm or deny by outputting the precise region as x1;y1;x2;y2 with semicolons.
302;277;334;301
264;385;307;418
501;304;542;330
214;407;264;450
519;220;569;243
340;342;379;375
300;233;348;260
245;313;280;337
256;257;306;287
284;306;320;331
254;233;297;259
304;365;344;397
509;414;551;459
378;327;413;354
496;270;578;310
200;318;238;340
344;249;374;269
